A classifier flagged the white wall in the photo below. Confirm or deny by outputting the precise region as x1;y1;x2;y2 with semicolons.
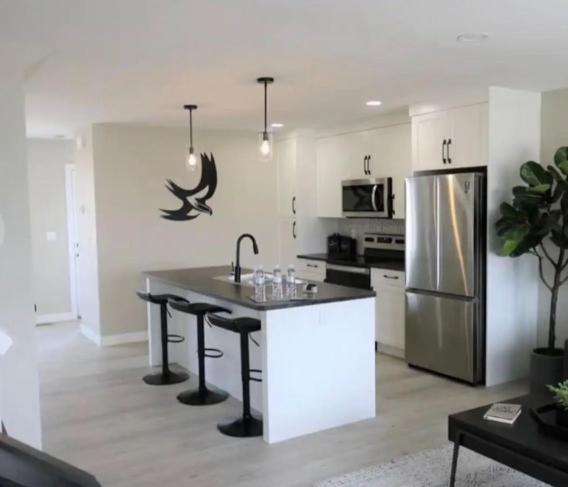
539;87;568;348
0;76;42;447
75;127;102;343
486;87;541;386
87;124;278;340
27;138;75;320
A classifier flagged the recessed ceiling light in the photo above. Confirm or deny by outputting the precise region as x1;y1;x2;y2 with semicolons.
271;122;284;128
456;32;489;43
366;100;382;107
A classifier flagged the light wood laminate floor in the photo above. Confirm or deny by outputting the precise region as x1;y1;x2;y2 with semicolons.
38;322;526;487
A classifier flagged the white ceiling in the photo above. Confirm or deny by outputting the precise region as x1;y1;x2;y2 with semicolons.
2;0;568;138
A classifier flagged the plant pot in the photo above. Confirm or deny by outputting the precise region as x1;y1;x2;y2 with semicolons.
530;348;565;396
556;406;568;427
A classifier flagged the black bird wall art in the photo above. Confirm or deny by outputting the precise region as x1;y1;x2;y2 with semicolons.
160;153;218;221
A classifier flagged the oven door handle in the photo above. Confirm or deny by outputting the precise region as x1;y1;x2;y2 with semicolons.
371;185;378;212
326;264;370;275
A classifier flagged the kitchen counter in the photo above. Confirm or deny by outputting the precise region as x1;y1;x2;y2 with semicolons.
143;265;376;444
297;253;405;272
145;266;375;311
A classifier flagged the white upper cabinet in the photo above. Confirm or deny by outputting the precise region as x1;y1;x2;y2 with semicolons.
316;134;353;218
348;130;374;178
368;124;411;218
411;103;488;172
448;104;488;169
276;138;297;218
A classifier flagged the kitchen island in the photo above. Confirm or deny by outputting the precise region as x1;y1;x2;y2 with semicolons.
144;266;376;444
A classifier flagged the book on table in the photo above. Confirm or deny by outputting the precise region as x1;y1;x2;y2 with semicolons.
483;403;522;424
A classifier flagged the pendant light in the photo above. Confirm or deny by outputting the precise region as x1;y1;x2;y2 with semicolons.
184;104;198;171
257;77;274;162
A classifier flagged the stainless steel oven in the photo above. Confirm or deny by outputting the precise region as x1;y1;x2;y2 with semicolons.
325;264;371;290
341;178;393;218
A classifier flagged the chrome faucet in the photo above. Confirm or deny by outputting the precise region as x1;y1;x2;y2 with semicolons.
234;233;259;283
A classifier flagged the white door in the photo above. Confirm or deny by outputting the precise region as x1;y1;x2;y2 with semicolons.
65;164;80;319
276;138;297;218
278;218;297;268
316;135;353;217
448;104;488;168
411;111;449;171
372;269;405;355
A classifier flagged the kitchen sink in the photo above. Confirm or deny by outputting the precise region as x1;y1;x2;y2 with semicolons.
214;273;273;287
214;273;305;287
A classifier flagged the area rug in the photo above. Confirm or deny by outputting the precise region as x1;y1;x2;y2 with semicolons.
315;445;546;486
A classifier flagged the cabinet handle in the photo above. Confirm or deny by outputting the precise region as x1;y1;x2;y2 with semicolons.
442;139;447;164
446;138;452;164
307;263;318;268
367;155;371;175
292;221;297;239
383;274;399;280
292;196;296;215
363;155;368;175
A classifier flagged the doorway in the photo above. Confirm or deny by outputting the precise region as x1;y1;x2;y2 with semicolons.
65;163;80;320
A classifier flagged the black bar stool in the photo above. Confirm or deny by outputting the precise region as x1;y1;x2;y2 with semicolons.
206;313;263;438
168;300;231;405
136;291;189;385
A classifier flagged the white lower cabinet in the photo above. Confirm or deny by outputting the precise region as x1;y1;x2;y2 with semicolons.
296;258;326;282
371;268;406;358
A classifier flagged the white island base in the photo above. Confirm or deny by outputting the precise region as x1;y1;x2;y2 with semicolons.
146;276;376;444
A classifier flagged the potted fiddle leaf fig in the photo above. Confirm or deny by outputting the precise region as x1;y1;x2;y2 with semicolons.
495;146;568;393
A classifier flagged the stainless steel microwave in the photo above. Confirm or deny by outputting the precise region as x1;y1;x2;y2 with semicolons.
341;178;393;218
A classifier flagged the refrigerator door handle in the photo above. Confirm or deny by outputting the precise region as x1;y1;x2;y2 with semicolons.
435;176;440;291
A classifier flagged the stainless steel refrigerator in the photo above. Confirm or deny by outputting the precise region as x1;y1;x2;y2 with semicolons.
405;172;485;384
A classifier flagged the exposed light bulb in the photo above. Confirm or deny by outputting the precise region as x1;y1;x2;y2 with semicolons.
260;138;271;156
186;148;197;171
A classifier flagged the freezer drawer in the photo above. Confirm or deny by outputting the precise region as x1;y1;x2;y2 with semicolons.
405;291;476;382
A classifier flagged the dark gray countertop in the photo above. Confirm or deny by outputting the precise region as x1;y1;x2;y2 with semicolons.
297;253;405;272
144;266;375;311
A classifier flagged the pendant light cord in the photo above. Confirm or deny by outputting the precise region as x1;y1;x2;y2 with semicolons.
189;108;193;150
264;80;268;135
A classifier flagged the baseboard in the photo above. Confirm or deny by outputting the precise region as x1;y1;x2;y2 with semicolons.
36;312;76;325
376;342;405;359
80;323;102;346
101;331;148;346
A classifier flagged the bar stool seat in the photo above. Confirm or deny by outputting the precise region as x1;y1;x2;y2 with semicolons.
136;291;189;385
206;313;263;438
169;300;231;406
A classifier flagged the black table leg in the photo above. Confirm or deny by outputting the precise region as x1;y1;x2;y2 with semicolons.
450;431;463;487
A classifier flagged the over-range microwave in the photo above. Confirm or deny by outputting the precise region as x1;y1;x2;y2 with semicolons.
341;177;393;218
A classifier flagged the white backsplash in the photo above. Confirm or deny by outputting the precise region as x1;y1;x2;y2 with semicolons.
336;218;405;255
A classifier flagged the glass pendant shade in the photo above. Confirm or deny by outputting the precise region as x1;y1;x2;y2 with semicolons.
184;104;198;171
186;146;198;171
258;131;273;162
257;77;274;163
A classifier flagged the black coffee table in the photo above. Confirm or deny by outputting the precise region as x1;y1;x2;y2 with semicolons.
448;395;568;486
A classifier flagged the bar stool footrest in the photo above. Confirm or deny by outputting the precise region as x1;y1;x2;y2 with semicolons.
204;347;224;358
249;368;262;382
167;334;185;343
